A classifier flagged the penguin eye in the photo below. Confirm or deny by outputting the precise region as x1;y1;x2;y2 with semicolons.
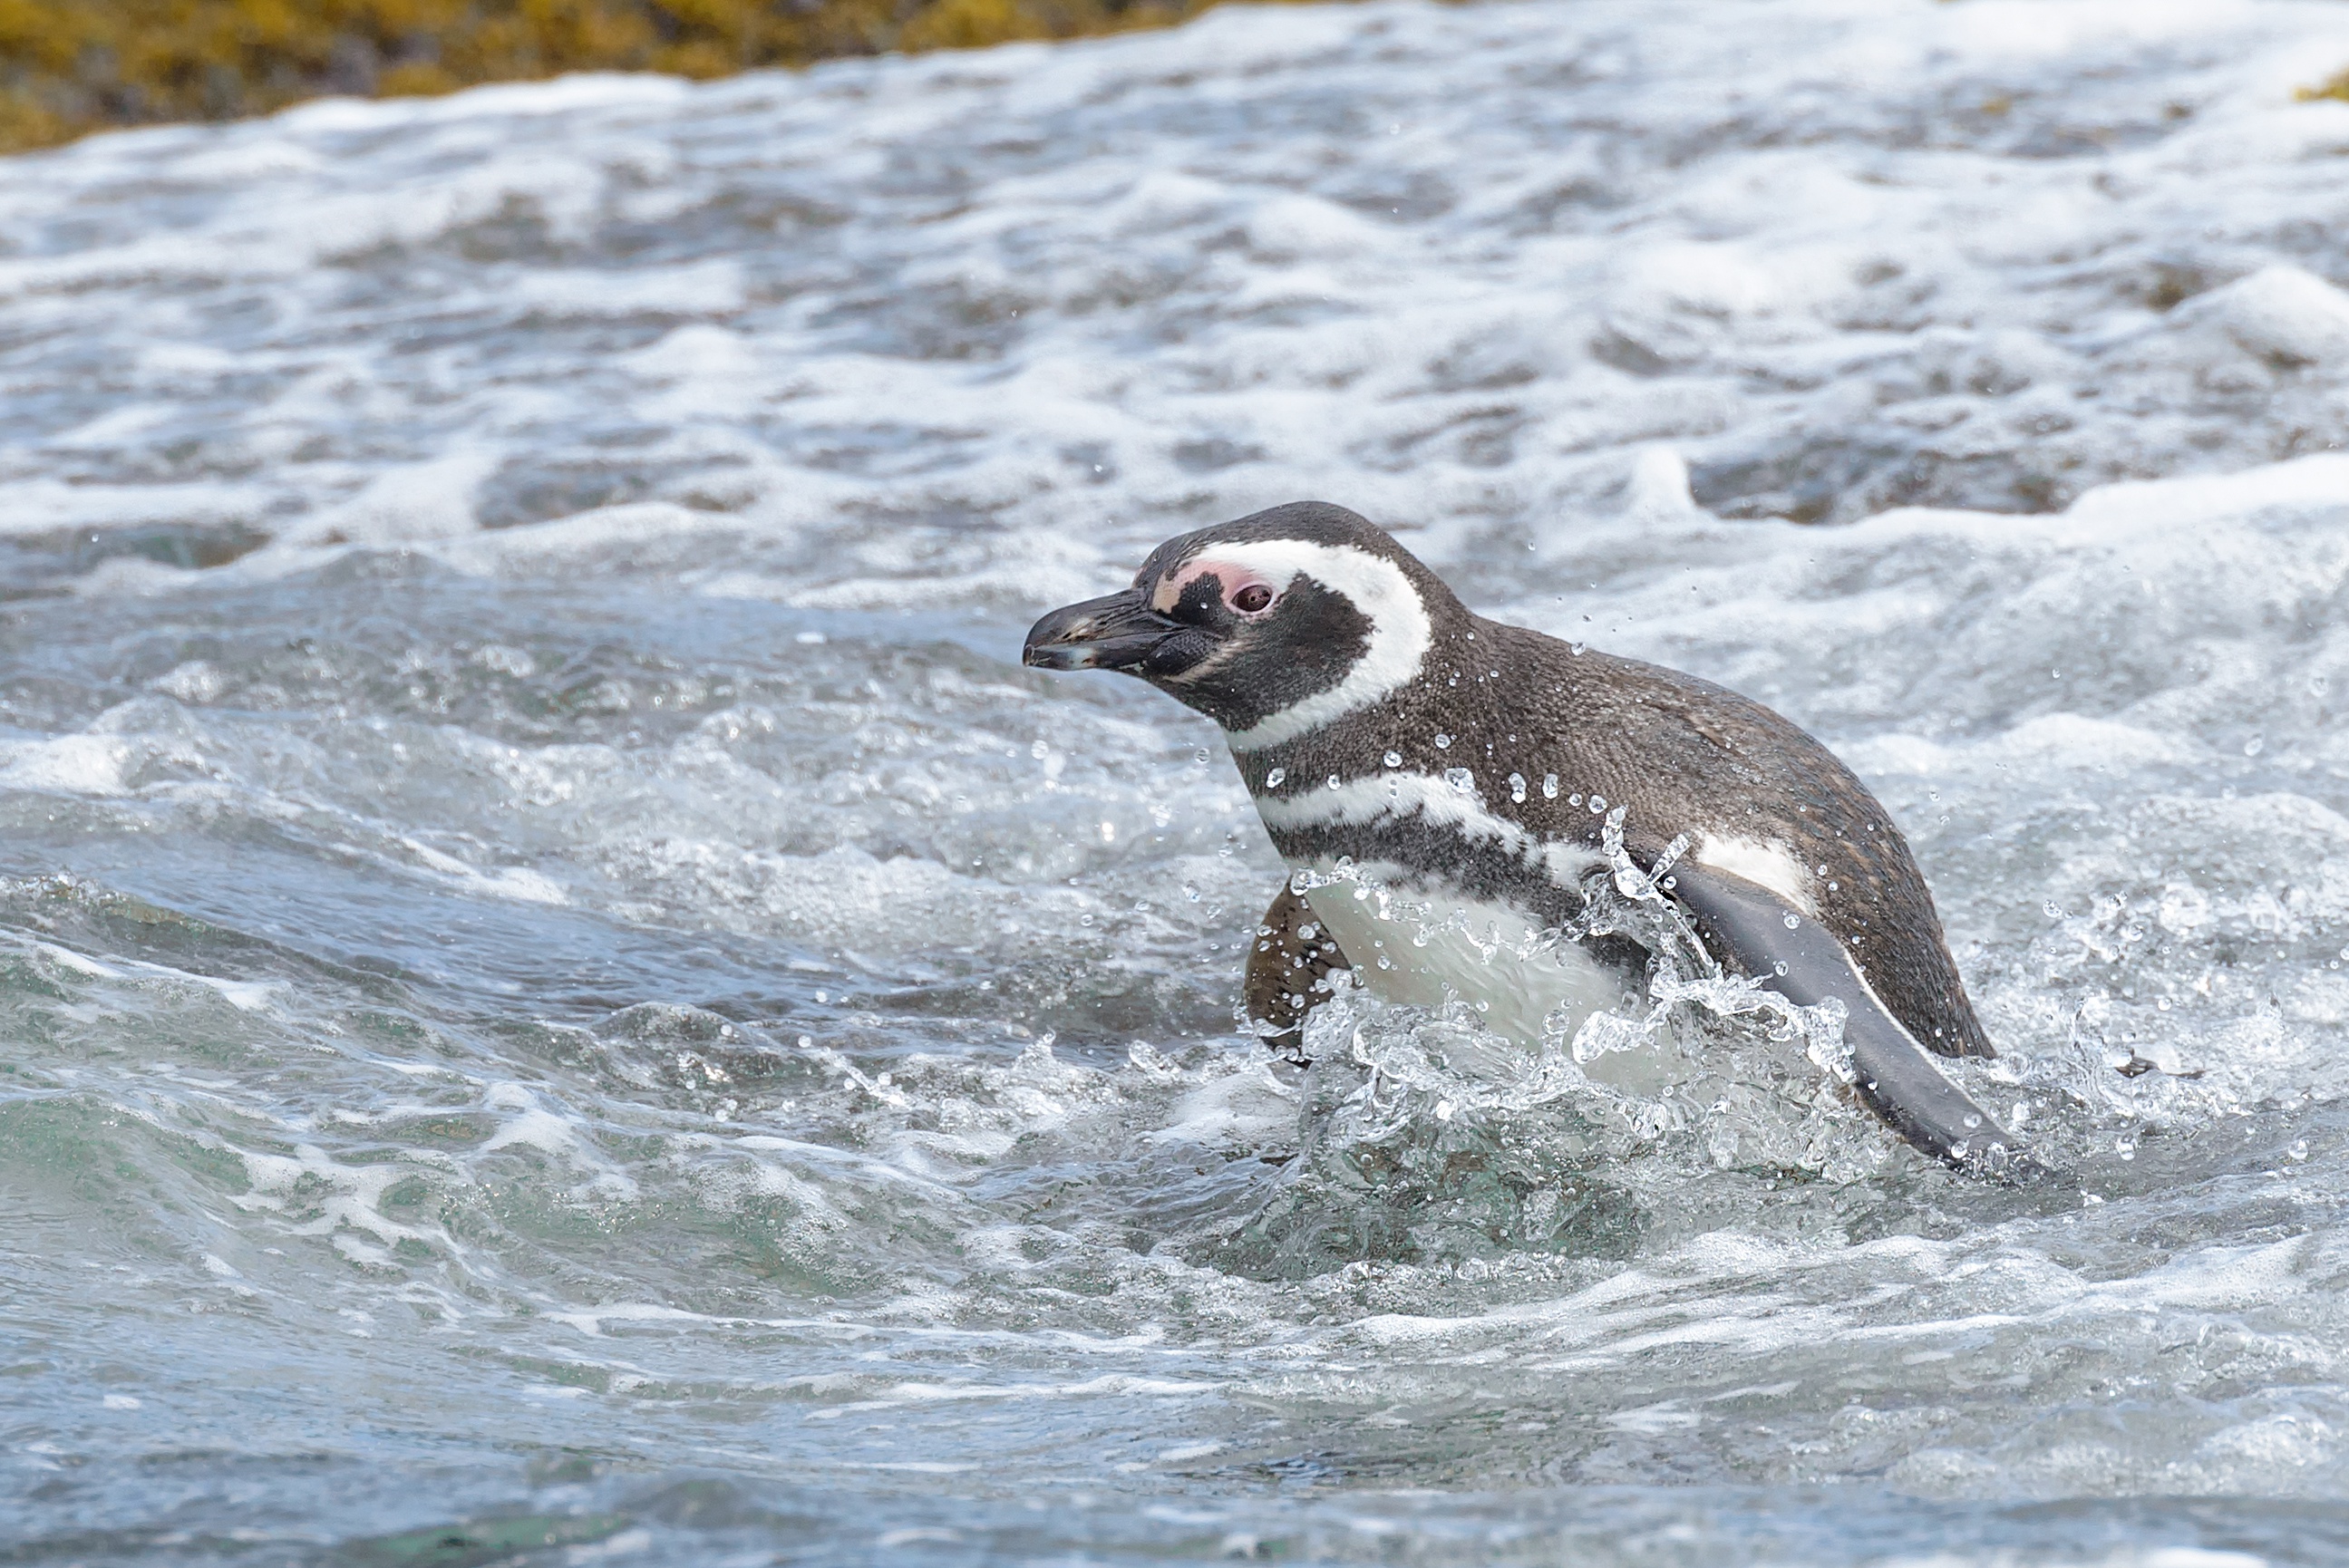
1230;583;1275;615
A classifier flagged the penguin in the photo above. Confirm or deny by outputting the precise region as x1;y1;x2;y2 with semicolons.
1024;501;2027;1176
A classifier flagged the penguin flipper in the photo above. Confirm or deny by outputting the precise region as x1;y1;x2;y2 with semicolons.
1243;881;1351;1065
1665;864;2034;1179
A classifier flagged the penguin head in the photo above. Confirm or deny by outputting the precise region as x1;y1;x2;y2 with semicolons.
1024;502;1463;741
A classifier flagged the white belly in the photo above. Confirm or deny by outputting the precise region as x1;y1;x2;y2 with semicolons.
1296;863;1633;1055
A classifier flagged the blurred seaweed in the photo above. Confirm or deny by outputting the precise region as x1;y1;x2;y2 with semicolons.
0;0;1209;153
2298;65;2349;106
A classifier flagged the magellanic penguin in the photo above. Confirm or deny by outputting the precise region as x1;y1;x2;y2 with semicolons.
1024;502;2029;1177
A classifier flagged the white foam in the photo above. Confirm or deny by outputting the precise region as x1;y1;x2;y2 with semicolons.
34;943;120;979
15;0;2349;1531
2182;264;2349;369
0;736;132;796
11;0;2343;598
1145;1060;1296;1148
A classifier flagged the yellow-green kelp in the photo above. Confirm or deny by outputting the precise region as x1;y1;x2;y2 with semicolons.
0;0;1209;154
2297;66;2349;106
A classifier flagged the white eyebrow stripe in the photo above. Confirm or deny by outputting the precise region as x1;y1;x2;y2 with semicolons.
1252;774;1604;886
1208;541;1432;752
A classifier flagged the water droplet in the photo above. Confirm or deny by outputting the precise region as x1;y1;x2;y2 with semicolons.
1031;739;1050;760
1542;773;1558;799
1509;772;1527;802
2244;736;2265;757
1265;768;1286;788
1433;733;1451;750
1568;793;1582;806
1444;767;1475;794
1782;914;1799;929
1383;750;1403;768
2043;900;2065;919
1587;795;1606;812
1326;774;1341;790
1182;885;1200;902
2290;1139;2310;1161
1194;748;1210;764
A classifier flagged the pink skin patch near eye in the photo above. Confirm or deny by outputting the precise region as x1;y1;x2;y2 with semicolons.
1153;557;1282;616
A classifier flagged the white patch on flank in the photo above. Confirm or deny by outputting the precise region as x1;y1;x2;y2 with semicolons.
1192;541;1432;752
1696;834;1817;917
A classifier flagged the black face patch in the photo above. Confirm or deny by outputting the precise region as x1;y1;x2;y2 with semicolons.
1141;573;1373;731
1172;572;1228;622
1142;627;1218;679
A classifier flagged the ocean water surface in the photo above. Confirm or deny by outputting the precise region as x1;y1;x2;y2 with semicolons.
8;0;2349;1561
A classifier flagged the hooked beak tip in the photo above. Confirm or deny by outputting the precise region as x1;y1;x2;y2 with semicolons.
1022;642;1096;671
1023;589;1173;675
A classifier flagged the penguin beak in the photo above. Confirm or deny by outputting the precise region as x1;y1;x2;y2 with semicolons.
1022;588;1184;673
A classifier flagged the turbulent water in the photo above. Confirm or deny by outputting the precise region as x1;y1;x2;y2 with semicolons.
8;0;2349;1561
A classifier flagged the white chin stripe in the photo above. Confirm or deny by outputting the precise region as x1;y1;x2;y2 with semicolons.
1255;774;1602;888
1695;834;1818;917
1202;541;1432;752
